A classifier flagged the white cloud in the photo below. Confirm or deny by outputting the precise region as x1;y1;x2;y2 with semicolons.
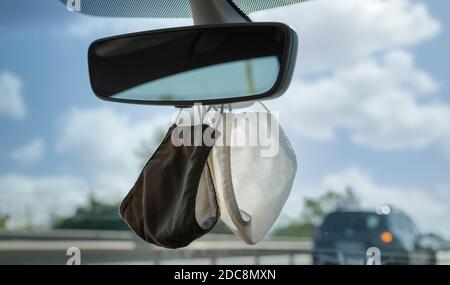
56;107;170;197
66;16;192;39
284;167;450;236
64;0;448;157
1;107;173;228
271;50;450;154
0;174;89;228
255;0;450;156
253;0;441;73
10;138;45;166
0;71;26;119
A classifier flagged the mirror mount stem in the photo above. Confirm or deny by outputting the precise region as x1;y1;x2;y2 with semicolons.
189;0;251;25
187;0;253;109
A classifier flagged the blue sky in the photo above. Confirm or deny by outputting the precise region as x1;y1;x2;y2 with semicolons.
1;0;450;236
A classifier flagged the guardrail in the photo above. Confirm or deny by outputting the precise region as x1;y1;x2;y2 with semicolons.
0;230;308;265
0;230;448;265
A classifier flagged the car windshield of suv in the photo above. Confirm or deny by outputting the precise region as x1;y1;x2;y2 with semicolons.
1;0;450;265
321;213;384;233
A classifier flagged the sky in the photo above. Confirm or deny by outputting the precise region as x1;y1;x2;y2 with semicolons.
0;0;450;236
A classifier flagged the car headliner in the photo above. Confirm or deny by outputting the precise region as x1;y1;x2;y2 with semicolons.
59;0;312;18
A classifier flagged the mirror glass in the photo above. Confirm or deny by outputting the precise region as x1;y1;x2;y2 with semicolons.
88;24;295;105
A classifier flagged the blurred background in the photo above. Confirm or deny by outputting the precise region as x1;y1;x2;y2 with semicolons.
1;0;450;264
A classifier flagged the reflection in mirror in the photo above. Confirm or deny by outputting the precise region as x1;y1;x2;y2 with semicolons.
88;23;296;105
113;56;280;101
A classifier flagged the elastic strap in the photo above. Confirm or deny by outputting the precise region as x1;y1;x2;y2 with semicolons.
210;105;225;130
174;108;184;125
258;101;271;113
175;105;217;126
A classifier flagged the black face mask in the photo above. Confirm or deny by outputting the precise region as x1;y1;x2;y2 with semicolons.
119;124;219;249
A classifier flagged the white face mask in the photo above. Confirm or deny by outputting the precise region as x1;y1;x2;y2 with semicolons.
208;109;298;244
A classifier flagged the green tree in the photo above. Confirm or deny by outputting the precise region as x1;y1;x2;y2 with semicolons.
272;221;315;237
53;195;128;230
273;187;360;237
301;187;360;226
0;214;9;231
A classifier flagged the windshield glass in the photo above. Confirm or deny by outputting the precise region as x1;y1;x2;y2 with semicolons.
0;0;449;266
321;213;384;233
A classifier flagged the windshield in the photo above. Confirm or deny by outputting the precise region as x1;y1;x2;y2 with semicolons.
1;0;449;266
321;212;385;233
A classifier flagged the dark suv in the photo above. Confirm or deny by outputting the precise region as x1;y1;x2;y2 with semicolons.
313;208;437;265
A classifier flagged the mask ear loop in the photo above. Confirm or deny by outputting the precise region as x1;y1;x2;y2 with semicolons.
174;105;217;127
258;101;271;113
219;108;252;236
204;104;225;224
207;105;225;130
211;105;224;113
174;108;184;125
195;105;216;127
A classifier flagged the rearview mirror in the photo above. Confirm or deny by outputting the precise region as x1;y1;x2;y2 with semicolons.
88;23;297;107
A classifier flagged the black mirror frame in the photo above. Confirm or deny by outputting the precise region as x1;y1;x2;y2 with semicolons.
88;22;298;107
